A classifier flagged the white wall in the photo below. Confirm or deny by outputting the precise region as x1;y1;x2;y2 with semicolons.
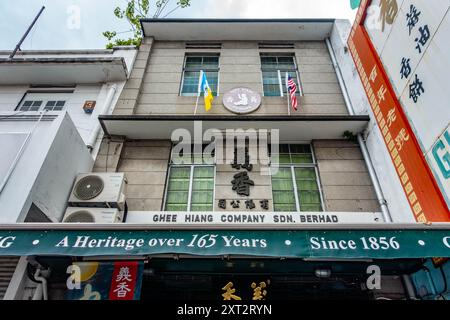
0;113;93;223
0;48;137;222
0;47;137;150
30;114;94;222
0;85;101;143
330;20;414;223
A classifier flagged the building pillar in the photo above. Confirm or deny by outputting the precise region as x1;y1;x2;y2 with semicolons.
93;136;126;173
113;37;154;115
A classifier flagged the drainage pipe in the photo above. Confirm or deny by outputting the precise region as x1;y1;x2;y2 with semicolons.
33;269;48;300
32;283;43;300
86;83;118;151
326;38;392;223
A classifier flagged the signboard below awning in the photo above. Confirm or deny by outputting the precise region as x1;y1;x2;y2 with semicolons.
125;211;383;225
0;228;449;259
98;115;370;140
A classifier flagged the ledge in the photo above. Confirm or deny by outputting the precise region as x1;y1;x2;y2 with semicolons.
0;57;128;85
141;18;336;41
99;114;371;140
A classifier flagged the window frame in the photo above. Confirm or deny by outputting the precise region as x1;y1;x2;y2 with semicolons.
15;91;71;112
163;144;217;212
163;164;216;212
270;144;325;212
179;53;221;97
260;54;302;97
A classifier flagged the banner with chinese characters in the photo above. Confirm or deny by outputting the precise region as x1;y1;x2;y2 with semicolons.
348;0;450;222
65;261;144;300
0;229;449;259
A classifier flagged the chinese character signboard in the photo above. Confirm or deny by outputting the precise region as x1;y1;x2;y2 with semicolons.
109;261;142;300
66;261;144;300
348;0;450;221
222;280;270;301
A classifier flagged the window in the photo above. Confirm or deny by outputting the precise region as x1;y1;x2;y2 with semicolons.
260;55;301;97
180;55;219;96
270;144;323;212
17;93;69;112
43;100;66;111
164;145;215;212
19;100;43;111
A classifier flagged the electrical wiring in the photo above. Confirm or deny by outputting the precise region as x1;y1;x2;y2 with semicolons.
0;110;27;121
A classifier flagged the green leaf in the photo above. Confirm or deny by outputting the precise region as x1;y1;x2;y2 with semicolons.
102;31;117;41
125;1;135;20
104;0;190;49
113;7;124;18
178;0;191;8
141;0;150;14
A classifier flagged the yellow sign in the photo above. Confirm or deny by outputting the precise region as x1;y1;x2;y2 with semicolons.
222;280;270;301
222;282;241;301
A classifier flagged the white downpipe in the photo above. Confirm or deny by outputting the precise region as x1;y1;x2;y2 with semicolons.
87;83;118;151
402;275;418;300
32;283;43;300
325;38;392;223
33;269;48;300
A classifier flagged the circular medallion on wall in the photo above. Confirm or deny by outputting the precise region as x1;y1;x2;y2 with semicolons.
222;87;262;114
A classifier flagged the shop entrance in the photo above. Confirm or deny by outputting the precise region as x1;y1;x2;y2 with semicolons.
141;274;370;301
33;256;424;300
139;258;423;301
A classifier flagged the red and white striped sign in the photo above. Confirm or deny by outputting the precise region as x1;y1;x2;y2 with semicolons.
287;75;298;111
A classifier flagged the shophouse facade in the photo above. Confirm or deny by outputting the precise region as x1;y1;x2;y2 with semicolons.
0;17;448;300
0;47;137;299
75;19;409;300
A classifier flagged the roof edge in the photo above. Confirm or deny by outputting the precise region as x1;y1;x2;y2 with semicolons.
140;18;336;37
141;18;336;23
99;114;369;122
0;49;116;56
0;57;125;64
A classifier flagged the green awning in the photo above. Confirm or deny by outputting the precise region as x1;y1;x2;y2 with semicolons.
0;226;449;259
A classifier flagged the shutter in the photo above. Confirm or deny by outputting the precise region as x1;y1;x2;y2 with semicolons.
0;257;19;300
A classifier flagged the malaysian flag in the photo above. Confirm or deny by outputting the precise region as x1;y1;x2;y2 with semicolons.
287;74;299;111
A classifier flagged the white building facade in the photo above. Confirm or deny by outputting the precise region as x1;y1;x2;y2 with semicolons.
0;47;137;299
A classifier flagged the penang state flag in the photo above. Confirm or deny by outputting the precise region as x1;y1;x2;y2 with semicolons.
198;70;214;112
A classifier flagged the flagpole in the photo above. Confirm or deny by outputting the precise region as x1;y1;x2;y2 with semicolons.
194;70;203;115
297;70;304;97
285;72;291;116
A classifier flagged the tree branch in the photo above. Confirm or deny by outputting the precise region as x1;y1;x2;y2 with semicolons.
162;4;181;18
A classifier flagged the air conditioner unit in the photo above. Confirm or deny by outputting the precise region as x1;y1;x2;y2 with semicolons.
68;173;126;210
63;207;123;223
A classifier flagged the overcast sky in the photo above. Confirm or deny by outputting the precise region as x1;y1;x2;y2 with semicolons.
0;0;357;50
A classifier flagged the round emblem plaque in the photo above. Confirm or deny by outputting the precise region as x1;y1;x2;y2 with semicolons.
222;88;262;114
